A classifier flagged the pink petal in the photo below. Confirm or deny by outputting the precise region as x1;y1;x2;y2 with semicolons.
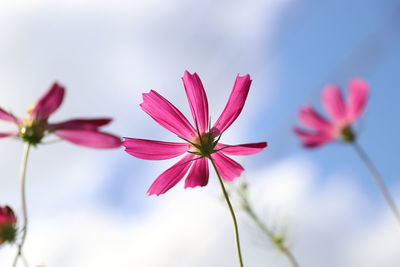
0;132;18;138
0;206;16;224
184;157;209;188
123;138;189;160
31;83;65;120
212;74;251;135
322;85;347;123
298;105;333;131
210;152;244;182
0;108;20;123
347;78;369;122
49;118;112;131
216;142;267;156
54;129;121;149
182;71;209;133
140;90;196;140
293;128;334;148
147;154;194;195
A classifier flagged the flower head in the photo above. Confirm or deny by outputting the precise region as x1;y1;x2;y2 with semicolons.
0;206;17;245
123;71;267;195
294;78;369;147
0;83;121;148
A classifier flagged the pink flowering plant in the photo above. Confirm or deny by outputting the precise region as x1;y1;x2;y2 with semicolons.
294;79;400;225
0;83;121;267
123;71;267;267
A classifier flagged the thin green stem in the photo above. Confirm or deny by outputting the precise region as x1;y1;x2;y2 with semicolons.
20;252;29;267
209;157;244;267
12;143;31;267
240;194;300;267
352;141;400;225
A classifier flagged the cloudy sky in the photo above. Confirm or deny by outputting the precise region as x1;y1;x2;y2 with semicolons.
0;0;400;266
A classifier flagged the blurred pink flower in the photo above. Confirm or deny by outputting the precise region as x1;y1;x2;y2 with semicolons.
123;71;267;195
0;83;121;148
294;78;369;147
0;206;17;245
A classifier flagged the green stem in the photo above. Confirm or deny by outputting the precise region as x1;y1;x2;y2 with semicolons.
209;157;244;267
12;143;31;267
352;141;400;225
243;201;300;267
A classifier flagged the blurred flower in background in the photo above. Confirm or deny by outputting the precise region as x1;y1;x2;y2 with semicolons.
294;78;368;147
0;206;17;246
0;83;121;148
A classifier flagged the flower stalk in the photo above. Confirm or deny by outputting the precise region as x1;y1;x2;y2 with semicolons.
236;183;300;267
13;143;31;267
210;157;244;267
352;141;400;225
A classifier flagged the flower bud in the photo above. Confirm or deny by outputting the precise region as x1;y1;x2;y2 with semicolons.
0;206;17;245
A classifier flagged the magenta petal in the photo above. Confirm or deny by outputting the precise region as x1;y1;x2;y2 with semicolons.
211;152;244;182
322;85;347;123
347;78;369;122
182;71;209;132
49;118;112;131
147;154;194;195
298;105;333;131
0;206;16;224
140;90;196;140
31;83;65;120
184;157;209;188
212;74;251;135
0;132;18;138
293;128;334;148
54;129;121;148
216;142;267;156
123;138;189;160
0;108;19;123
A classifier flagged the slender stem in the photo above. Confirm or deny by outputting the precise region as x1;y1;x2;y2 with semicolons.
12;143;31;267
238;188;300;267
281;248;300;267
352;141;400;225
21;253;29;267
209;157;244;267
249;208;300;267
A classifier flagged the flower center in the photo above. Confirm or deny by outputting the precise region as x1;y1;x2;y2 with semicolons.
19;117;47;145
340;125;355;142
190;132;217;157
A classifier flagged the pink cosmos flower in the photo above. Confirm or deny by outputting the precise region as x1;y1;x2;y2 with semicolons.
123;71;267;195
0;206;17;245
294;78;369;147
0;83;121;148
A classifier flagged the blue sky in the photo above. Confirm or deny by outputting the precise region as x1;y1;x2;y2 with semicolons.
261;0;400;196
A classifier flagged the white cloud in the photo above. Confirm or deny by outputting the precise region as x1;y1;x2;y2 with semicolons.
1;157;399;267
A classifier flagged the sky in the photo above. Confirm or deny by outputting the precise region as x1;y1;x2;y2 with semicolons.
0;0;399;266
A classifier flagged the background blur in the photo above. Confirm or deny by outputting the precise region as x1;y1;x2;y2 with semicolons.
0;0;400;266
